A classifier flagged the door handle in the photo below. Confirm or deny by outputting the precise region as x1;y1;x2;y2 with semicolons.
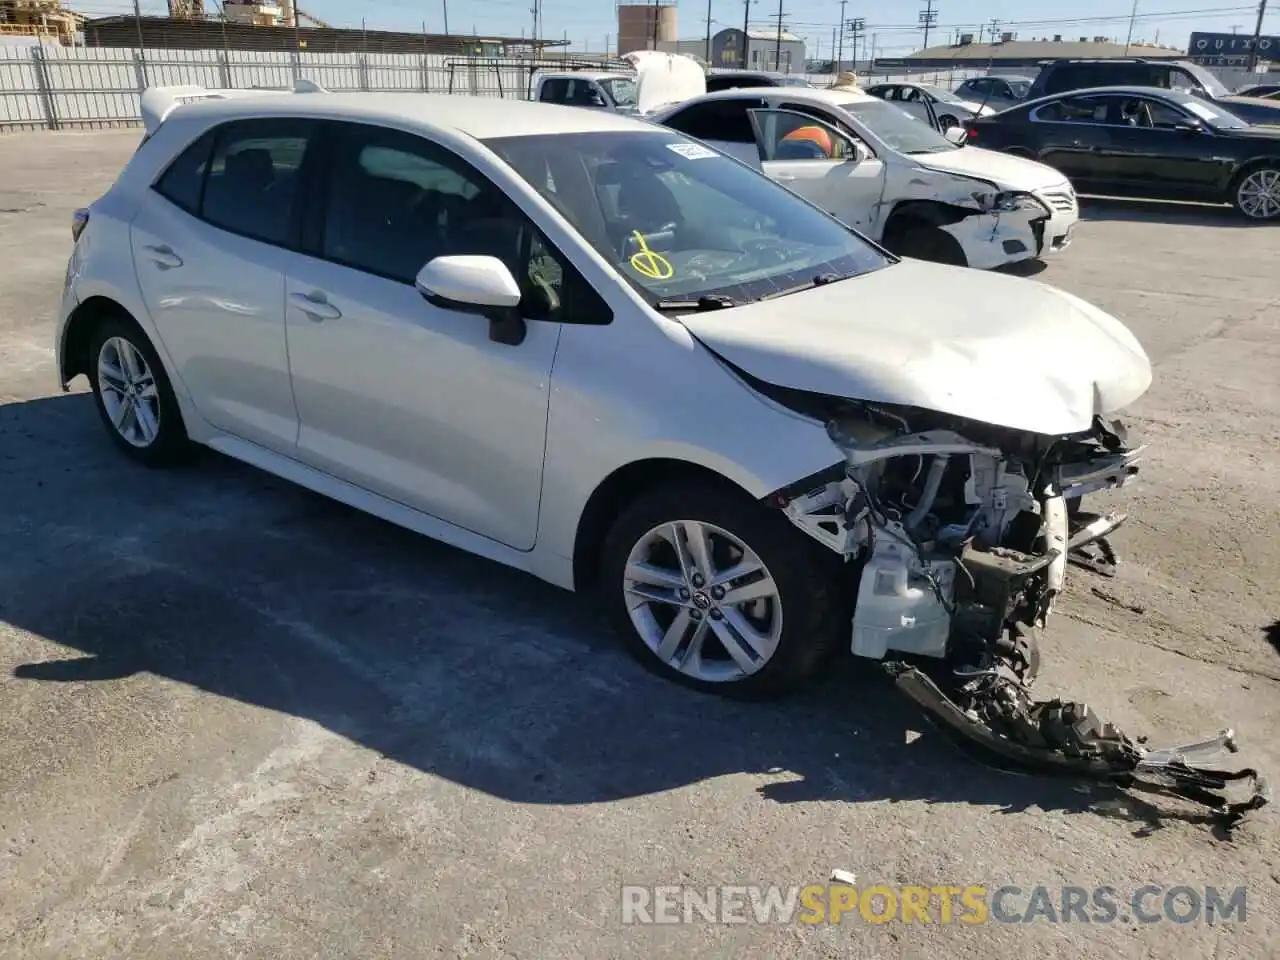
775;173;797;182
289;291;342;321
144;244;183;269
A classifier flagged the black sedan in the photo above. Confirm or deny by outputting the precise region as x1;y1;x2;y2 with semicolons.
962;86;1280;220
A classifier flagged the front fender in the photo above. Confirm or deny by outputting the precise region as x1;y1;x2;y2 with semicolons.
537;318;843;563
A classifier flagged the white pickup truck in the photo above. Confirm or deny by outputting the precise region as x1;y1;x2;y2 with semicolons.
532;71;641;114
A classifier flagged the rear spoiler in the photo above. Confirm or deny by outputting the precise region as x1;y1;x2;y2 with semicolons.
139;78;329;136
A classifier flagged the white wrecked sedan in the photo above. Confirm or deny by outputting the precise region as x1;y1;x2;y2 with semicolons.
60;86;1264;819
648;85;1079;271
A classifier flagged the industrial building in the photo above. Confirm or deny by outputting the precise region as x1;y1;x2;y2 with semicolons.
885;34;1185;70
82;15;560;56
0;0;82;45
709;27;806;73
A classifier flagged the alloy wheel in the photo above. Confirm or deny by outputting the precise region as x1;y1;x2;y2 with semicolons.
622;520;783;683
97;336;161;448
1237;168;1280;220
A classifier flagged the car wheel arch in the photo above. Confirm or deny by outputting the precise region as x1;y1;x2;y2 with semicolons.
571;458;762;592
882;199;975;244
61;295;140;387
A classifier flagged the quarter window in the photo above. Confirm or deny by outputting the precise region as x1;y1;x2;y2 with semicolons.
153;129;215;214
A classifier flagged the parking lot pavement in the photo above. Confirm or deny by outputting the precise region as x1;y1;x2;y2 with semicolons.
1;130;1277;960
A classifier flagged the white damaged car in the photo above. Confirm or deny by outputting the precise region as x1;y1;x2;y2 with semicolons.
648;85;1080;270
59;85;1264;819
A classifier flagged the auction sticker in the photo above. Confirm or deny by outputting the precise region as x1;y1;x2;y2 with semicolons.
667;142;718;160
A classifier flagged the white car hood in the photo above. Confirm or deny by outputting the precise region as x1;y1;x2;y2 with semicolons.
915;145;1068;191
680;259;1152;436
624;51;707;114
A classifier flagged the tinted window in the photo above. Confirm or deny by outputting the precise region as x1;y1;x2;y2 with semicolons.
1045;65;1099;94
663;98;762;142
1117;96;1191;129
1036;95;1110;123
484;130;890;306
538;78;570;102
153;129;215;214
320;123;602;322
201;118;314;245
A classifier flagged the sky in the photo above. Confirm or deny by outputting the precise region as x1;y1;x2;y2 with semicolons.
81;1;1276;57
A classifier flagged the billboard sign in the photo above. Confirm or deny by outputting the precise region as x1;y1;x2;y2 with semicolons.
1188;31;1279;63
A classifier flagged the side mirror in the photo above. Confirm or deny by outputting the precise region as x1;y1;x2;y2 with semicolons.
416;255;527;346
849;141;872;163
1174;118;1205;133
944;126;968;145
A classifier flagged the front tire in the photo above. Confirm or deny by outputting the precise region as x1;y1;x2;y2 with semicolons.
1231;164;1280;221
600;483;846;701
87;314;190;467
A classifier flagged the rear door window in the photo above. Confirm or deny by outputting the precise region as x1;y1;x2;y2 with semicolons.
538;78;571;102
200;118;316;246
662;98;765;143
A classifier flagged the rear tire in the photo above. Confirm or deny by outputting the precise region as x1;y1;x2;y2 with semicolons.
886;223;969;267
1230;163;1280;221
599;482;846;701
86;313;191;467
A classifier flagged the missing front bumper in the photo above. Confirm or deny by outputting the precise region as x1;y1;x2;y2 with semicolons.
888;655;1270;828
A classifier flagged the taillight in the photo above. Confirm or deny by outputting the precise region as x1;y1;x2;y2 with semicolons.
72;208;90;243
963;124;978;140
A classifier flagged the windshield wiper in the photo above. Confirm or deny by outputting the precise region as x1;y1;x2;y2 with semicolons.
760;272;853;301
653;294;738;312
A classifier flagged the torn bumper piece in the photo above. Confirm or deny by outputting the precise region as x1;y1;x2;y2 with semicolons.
887;657;1270;827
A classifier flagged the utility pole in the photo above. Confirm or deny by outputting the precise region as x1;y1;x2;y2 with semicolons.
651;0;660;50
741;0;751;66
773;0;784;73
835;0;847;73
918;0;937;50
989;18;1000;44
1123;0;1139;55
1247;0;1269;72
705;0;713;63
442;0;449;34
847;16;864;70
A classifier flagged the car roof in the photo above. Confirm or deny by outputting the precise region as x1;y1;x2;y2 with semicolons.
163;91;653;140
681;86;876;106
537;71;631;81
964;74;1035;81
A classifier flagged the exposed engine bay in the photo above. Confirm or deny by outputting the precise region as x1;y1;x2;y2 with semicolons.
766;393;1269;828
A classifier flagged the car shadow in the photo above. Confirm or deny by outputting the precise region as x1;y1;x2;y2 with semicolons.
1077;195;1264;227
0;392;1212;830
1265;621;1280;656
995;259;1048;278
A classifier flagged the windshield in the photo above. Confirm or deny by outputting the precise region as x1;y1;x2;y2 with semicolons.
483;131;891;305
839;99;959;154
1183;62;1231;99
600;77;637;107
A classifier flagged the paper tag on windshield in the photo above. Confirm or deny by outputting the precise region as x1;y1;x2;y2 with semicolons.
667;142;718;160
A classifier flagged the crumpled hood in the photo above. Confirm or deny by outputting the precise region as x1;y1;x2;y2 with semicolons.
680;259;1152;436
914;145;1070;192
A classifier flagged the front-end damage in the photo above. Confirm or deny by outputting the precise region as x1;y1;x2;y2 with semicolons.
770;398;1268;826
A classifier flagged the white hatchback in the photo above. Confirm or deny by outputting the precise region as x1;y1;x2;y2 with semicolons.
59;86;1150;704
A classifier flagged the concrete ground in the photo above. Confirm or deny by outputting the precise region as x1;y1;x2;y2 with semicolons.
0;129;1277;960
